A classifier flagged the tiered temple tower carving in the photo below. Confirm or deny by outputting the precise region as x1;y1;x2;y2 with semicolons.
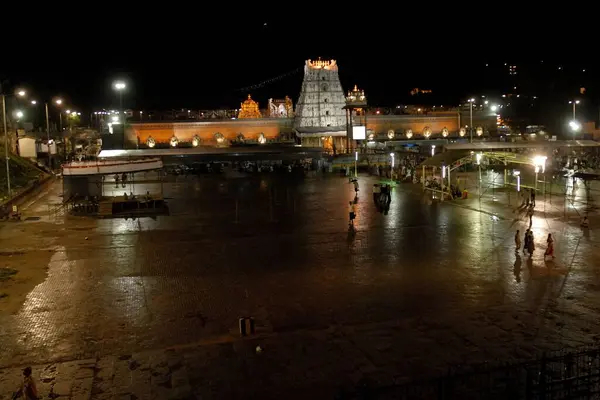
294;59;346;130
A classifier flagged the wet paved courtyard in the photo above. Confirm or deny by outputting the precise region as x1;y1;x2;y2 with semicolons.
2;172;600;398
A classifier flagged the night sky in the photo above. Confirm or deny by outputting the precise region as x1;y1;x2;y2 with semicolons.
2;9;596;120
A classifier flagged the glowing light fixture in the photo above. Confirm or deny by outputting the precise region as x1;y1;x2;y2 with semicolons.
569;120;581;131
533;155;547;173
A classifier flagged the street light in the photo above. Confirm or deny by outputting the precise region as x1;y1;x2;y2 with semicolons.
43;98;63;169
569;120;581;133
569;100;580;120
1;88;27;197
468;98;475;143
354;151;358;178
513;170;521;192
113;81;126;122
490;105;498;112
431;145;436;157
30;100;37;105
476;152;483;196
533;155;547;193
15;111;23;119
53;99;64;132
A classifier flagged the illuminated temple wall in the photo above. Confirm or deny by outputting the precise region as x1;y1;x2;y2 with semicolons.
358;113;461;137
127;113;484;148
127;118;294;147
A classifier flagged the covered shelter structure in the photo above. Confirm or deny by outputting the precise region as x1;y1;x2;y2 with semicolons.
419;140;600;200
97;145;325;163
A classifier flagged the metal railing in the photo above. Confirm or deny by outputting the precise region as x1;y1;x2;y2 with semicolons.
368;346;600;399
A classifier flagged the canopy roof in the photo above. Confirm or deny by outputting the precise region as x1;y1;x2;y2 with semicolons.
444;140;600;151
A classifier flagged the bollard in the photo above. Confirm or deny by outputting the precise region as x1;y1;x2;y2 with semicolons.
239;317;255;336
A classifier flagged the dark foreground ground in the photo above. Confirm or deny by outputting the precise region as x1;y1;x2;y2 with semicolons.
1;172;600;399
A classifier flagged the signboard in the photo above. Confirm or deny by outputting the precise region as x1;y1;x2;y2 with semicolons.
352;126;366;140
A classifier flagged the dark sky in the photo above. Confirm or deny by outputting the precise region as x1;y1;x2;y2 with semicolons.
1;8;595;115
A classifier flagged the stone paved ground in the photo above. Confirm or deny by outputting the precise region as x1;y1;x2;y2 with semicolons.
2;172;600;399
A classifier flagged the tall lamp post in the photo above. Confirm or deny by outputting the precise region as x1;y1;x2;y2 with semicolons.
54;99;63;132
569;100;580;120
569;120;581;140
46;99;62;170
113;81;126;121
468;98;475;143
533;155;547;194
1;89;26;197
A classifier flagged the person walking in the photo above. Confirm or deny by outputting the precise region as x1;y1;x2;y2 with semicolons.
353;179;359;194
12;366;38;400
527;230;535;256
531;189;536;207
527;206;534;226
515;230;521;251
372;184;380;205
523;229;530;254
544;233;555;259
348;201;356;230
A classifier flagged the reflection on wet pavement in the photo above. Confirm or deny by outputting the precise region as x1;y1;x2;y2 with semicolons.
2;174;600;379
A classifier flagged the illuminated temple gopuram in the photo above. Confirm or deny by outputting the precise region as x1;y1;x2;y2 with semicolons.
237;95;262;119
126;58;494;149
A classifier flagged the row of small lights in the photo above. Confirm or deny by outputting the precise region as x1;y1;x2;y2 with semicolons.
363;127;483;141
146;133;268;148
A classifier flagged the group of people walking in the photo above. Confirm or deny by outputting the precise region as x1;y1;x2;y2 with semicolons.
515;229;555;259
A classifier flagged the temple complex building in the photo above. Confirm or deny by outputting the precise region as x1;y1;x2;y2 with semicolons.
125;58;497;150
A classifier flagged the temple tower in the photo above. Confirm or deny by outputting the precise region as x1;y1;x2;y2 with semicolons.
294;59;346;130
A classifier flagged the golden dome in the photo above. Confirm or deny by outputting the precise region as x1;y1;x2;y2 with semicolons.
238;94;262;119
